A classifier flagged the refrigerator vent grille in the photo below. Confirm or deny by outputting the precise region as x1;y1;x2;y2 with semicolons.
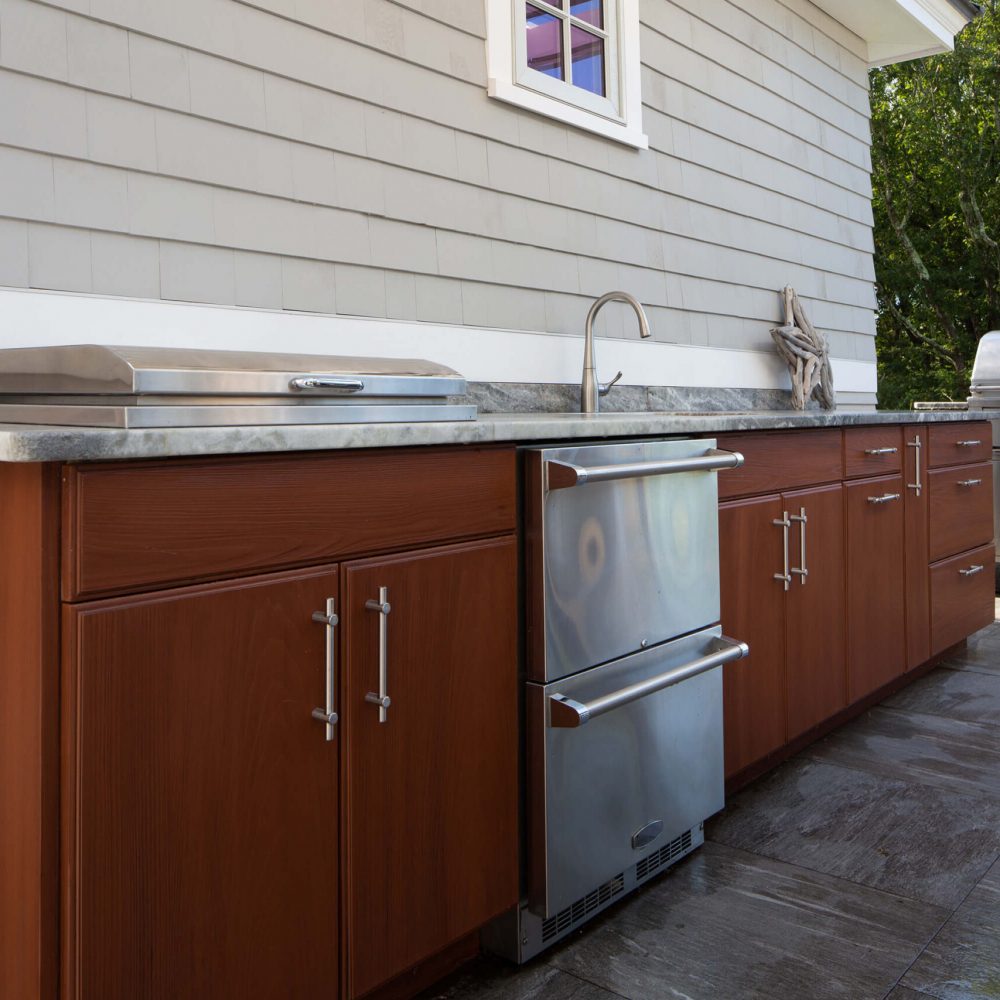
541;873;626;942
635;830;693;882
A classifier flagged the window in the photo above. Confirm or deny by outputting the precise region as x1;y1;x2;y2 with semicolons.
486;0;646;148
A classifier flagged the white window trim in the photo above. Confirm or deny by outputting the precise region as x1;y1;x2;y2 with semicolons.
486;0;647;149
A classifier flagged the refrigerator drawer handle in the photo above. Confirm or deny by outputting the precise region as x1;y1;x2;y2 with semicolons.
548;636;750;728
289;375;366;393
546;449;744;491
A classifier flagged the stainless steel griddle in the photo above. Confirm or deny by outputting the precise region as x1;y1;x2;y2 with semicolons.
0;345;476;427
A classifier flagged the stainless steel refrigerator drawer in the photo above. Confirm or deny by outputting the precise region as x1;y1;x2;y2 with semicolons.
526;626;743;918
524;439;741;682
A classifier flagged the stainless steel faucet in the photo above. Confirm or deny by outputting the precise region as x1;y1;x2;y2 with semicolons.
581;291;652;413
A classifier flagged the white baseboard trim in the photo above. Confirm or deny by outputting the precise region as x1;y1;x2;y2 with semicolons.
0;287;878;395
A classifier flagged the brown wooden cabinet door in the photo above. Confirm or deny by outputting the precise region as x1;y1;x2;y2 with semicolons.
846;476;907;701
342;537;518;999
904;427;931;669
784;484;847;740
719;495;787;778
64;568;341;1000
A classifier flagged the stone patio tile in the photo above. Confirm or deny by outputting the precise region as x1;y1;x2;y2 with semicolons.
803;707;1000;801
707;759;1000;908
902;858;1000;1000
421;961;625;999
546;842;946;1000
884;669;1000;728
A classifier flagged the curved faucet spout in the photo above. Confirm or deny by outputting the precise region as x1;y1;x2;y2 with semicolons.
582;291;652;414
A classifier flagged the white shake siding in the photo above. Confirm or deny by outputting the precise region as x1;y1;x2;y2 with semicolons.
0;0;877;399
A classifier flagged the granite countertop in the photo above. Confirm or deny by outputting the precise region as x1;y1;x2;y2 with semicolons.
0;408;988;463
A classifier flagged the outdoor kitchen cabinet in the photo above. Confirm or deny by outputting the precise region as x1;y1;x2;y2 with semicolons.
845;474;907;701
719;482;846;777
341;539;518;999
3;446;519;1000
62;569;343;1000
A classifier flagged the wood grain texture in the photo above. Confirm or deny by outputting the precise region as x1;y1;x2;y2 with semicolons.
846;475;907;702
927;421;992;469
843;426;903;479
63;568;340;1000
63;445;517;600
903;426;930;670
0;462;60;1000
716;430;844;500
784;484;847;740
719;495;787;777
927;463;994;563
930;543;997;655
342;538;518;998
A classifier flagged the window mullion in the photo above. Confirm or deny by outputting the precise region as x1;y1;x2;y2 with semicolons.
563;10;573;85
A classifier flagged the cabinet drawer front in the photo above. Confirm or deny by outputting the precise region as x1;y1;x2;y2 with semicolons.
843;427;903;479
928;422;992;468
931;543;996;655
928;463;994;562
716;430;843;499
63;446;516;599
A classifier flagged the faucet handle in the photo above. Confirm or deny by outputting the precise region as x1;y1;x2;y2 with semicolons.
599;371;623;397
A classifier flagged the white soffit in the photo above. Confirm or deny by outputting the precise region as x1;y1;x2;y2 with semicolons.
816;0;974;65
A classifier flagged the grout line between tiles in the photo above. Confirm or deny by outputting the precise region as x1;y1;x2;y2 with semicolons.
550;965;632;1000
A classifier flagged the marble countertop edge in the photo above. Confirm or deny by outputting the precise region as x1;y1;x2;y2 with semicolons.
0;409;988;463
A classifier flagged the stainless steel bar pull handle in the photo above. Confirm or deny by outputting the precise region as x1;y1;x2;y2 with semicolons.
365;587;391;722
774;512;792;591
289;375;366;393
549;636;750;728
907;435;923;496
790;507;808;584
957;439;983;447
311;599;339;740
958;479;983;487
868;493;901;505
546;448;744;491
960;564;985;577
864;447;898;456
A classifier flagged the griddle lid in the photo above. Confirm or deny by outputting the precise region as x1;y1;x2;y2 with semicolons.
0;345;466;398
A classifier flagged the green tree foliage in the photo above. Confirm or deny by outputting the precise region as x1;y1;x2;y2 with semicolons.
871;2;1000;408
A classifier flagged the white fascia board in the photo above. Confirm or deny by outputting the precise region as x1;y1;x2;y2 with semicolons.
0;287;878;395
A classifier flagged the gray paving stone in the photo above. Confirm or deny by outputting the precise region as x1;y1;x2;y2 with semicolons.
902;858;1000;1000
707;759;1000;908
546;842;946;1000
420;961;623;999
803;707;1000;802
884;669;1000;728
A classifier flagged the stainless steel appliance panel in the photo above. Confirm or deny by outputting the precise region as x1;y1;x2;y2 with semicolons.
525;439;727;683
527;626;727;918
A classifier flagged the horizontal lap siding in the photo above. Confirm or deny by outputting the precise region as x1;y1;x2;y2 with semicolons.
0;0;876;363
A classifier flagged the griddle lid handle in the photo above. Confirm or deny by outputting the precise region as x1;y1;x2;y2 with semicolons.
289;376;366;394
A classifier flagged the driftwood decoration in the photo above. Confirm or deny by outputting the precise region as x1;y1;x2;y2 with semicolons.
770;286;836;411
